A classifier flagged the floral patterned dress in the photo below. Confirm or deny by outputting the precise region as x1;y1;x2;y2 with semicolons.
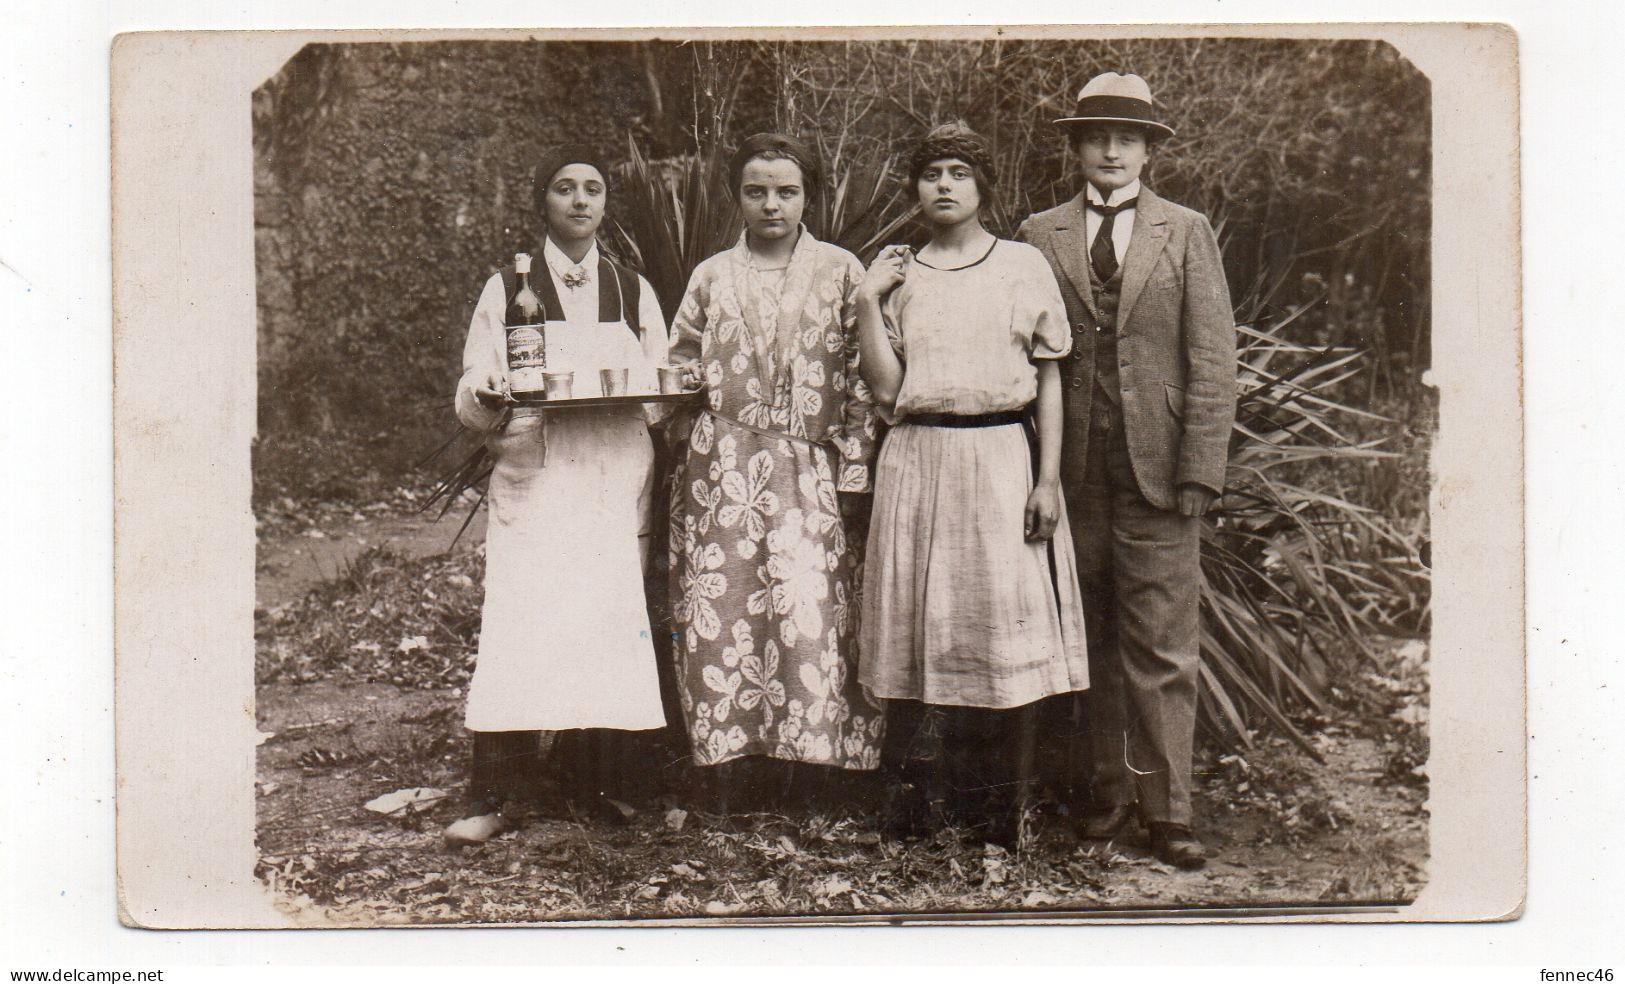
667;229;884;769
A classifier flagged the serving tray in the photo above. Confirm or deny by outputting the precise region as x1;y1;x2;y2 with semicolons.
508;388;705;409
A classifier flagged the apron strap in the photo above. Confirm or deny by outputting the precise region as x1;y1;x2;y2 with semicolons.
507;248;640;335
596;255;621;324
599;256;646;340
531;245;569;323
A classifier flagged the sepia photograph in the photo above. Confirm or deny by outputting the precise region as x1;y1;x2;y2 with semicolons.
240;31;1440;924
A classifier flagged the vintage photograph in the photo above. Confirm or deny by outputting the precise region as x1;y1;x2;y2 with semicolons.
247;33;1434;923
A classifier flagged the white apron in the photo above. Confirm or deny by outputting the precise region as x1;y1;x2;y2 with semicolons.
464;314;668;732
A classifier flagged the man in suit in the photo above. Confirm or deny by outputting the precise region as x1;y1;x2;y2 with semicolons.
1017;73;1236;869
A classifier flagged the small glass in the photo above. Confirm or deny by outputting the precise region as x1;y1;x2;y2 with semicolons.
543;370;575;401
599;367;629;397
657;365;688;395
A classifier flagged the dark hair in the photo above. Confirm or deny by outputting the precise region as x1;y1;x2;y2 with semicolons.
727;133;822;201
1065;120;1165;152
531;145;610;219
907;122;996;198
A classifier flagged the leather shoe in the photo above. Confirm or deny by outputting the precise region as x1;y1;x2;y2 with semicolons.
1148;822;1207;870
443;811;507;848
1077;802;1138;840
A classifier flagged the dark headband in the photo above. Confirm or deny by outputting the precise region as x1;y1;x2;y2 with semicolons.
906;122;996;192
531;145;610;217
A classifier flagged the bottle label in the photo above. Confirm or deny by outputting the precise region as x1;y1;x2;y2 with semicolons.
506;324;547;392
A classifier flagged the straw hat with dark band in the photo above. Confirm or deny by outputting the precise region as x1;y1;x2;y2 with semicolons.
1053;72;1176;140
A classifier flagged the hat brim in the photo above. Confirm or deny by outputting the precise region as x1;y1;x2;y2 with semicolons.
1053;116;1176;139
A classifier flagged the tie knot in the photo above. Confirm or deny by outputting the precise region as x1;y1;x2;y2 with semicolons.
1089;197;1138;217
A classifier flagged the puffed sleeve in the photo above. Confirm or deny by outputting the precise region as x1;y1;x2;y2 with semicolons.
454;273;509;431
1023;246;1072;361
879;285;907;358
872;282;910;427
833;254;877;494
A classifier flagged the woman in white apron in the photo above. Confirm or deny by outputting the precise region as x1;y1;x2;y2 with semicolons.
446;147;670;846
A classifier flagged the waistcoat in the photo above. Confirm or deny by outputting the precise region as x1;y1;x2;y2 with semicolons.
1090;267;1125;409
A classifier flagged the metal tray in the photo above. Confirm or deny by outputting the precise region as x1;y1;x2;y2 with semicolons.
508;388;704;409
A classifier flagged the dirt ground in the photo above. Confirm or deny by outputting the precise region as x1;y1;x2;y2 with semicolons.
254;505;1428;924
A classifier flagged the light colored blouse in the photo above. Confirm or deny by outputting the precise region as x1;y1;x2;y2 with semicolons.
881;239;1071;420
455;245;668;433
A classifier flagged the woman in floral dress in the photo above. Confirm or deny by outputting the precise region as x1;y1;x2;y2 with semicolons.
667;133;884;783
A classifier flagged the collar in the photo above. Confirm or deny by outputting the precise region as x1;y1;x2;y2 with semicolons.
542;237;599;280
733;223;813;265
1086;179;1142;209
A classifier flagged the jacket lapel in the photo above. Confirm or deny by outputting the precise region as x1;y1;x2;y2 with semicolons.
1048;193;1100;322
1115;187;1170;330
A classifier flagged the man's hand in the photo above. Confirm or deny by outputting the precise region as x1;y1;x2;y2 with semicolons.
1176;483;1218;518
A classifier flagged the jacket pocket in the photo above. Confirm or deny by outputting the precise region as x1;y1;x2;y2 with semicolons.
1163;382;1187;420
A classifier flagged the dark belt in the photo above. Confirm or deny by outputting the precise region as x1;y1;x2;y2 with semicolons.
902;410;1025;429
900;406;1062;614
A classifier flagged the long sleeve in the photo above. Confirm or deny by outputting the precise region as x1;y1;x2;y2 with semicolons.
659;265;711;438
634;274;674;426
834;256;878;493
1175;214;1237;495
455;273;509;432
667;266;708;365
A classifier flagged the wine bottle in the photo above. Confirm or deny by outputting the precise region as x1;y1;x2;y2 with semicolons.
505;253;547;395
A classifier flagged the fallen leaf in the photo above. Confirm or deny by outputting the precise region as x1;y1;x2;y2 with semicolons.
814;875;853;898
664;808;689;832
364;786;448;815
982;858;1008;886
704;901;744;916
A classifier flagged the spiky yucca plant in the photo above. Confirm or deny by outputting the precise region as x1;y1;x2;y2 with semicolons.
1198;287;1428;757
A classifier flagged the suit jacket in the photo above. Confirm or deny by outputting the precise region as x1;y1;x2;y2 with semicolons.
1016;187;1236;511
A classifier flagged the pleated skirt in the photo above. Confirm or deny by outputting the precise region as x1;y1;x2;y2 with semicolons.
859;421;1089;709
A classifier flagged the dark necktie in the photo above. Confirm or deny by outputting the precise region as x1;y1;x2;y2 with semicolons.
1087;197;1137;282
